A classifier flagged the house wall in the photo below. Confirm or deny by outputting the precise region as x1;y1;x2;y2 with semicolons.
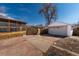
67;25;73;36
48;26;68;36
0;18;26;32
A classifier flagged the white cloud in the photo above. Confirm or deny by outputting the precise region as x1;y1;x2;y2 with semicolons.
7;16;15;19
0;13;15;19
0;6;13;19
0;13;8;18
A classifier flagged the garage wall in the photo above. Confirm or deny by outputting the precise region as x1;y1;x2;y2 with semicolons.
48;26;68;36
67;25;73;36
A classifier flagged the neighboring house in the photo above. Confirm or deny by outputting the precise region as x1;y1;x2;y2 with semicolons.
48;22;73;37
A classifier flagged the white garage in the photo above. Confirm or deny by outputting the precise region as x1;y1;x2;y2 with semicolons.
48;22;73;37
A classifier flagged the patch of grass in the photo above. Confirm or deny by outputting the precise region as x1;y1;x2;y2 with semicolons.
54;38;79;54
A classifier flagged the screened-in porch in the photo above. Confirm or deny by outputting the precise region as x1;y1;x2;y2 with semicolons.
0;18;26;32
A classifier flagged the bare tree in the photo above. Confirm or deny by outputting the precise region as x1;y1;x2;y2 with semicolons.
39;3;57;26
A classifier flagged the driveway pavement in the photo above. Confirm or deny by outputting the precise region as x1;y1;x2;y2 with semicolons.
23;35;59;53
0;35;59;56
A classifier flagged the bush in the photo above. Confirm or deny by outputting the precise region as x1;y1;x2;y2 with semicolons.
73;27;79;36
40;29;48;35
26;26;48;35
26;26;38;35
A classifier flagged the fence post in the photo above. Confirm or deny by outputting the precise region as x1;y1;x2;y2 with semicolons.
37;28;40;35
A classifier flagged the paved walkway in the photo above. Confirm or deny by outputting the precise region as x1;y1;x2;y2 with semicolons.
0;36;42;56
0;35;59;56
23;35;59;53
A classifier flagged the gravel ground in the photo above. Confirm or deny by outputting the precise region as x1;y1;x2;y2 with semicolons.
54;37;79;54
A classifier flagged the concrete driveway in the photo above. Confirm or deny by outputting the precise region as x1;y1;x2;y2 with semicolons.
0;35;59;56
23;35;59;53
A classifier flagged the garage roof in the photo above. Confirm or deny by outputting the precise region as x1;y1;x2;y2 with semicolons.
48;22;71;27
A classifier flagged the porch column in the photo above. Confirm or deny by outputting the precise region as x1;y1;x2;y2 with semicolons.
19;23;22;31
16;22;19;31
8;20;11;32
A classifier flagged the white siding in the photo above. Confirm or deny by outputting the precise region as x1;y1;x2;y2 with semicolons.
67;25;73;36
48;22;73;37
48;26;68;36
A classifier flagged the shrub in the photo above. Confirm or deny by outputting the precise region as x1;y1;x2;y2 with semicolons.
73;27;79;36
26;26;38;35
40;29;48;35
26;26;48;35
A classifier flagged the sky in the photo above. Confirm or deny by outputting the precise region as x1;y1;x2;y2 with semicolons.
0;3;79;25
